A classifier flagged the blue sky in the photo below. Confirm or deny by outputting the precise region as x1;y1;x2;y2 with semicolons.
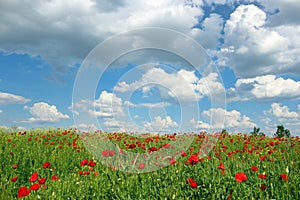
0;0;300;136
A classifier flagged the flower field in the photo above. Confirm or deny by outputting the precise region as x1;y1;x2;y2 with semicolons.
0;128;299;199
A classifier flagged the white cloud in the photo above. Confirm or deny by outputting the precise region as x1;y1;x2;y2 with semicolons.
266;103;298;118
114;67;224;102
192;108;256;130
260;0;300;27
124;101;171;108
0;0;203;73
189;118;211;129
24;102;69;123
0;109;2;114
221;4;300;77
93;91;124;117
71;90;124;118
227;75;300;102
263;102;300;136
0;92;30;105
143;116;178;132
190;14;224;49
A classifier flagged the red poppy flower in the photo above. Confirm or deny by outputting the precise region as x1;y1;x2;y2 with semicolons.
187;154;198;165
12;164;18;169
180;151;187;157
218;162;225;170
83;171;90;175
88;159;96;167
102;150;115;157
30;183;40;191
190;181;197;188
235;172;247;182
260;156;267;161
93;172;99;177
149;147;158;152
186;178;194;184
186;178;197;188
29;172;38;182
280;174;288;181
38;178;47;184
80;159;88;166
42;162;50;168
51;175;59;181
258;173;267;179
108;150;115;157
17;186;31;198
169;159;176;165
138;163;145;169
260;184;267;190
250;166;259;172
11;176;18;182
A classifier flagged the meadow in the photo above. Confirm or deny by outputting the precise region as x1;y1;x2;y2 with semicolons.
0;128;299;199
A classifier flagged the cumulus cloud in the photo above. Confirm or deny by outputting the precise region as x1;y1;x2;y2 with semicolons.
221;4;300;77
143;116;178;132
0;92;30;105
24;102;69;123
114;67;224;102
263;103;300;135
265;103;298;118
189;118;211;130
0;0;204;74
190;13;223;49
227;75;300;102
191;108;256;130
124;101;171;108
0;109;2;114
71;90;124;118
260;0;300;27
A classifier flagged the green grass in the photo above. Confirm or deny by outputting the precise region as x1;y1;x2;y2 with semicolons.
0;128;299;199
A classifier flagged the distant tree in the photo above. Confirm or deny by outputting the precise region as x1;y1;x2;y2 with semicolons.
274;125;291;138
221;129;228;135
250;126;264;137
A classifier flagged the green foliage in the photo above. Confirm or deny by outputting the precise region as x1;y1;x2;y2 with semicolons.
0;128;299;199
221;129;228;135
274;125;291;138
250;126;264;137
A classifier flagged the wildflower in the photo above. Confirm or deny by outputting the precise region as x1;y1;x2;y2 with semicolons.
258;173;267;179
30;183;40;191
235;172;247;182
187;154;198;165
260;184;267;190
42;162;50;168
29;172;38;182
51;175;59;181
218;163;225;170
80;159;88;166
250;166;259;172
38;178;47;184
11;176;18;182
186;178;197;188
280;174;288;181
138;163;145;169
17;186;30;198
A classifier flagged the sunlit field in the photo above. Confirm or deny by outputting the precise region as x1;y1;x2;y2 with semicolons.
0;128;299;199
